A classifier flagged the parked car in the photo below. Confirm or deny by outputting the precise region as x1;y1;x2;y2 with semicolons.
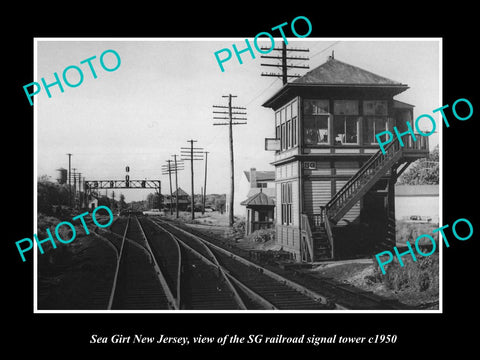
405;215;432;223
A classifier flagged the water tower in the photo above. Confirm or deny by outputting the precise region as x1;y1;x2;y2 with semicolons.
56;167;67;184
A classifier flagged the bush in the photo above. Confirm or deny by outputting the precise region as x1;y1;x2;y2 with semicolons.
372;251;439;293
246;228;275;243
233;219;245;236
396;221;439;245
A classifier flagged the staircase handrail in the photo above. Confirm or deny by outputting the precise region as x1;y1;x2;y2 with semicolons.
300;214;314;262
320;206;335;259
326;136;402;214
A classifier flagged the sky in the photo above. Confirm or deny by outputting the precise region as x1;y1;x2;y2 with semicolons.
35;38;441;214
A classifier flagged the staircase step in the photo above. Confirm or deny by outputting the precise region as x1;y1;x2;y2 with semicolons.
314;254;332;261
314;243;330;250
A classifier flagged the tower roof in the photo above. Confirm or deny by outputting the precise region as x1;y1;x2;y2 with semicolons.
292;57;402;86
262;57;409;109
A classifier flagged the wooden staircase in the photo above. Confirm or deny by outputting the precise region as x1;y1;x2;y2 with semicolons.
301;213;334;262
311;223;332;261
300;136;429;262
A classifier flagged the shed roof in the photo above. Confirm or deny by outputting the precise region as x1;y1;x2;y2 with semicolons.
240;189;275;207
172;187;189;197
246;187;275;199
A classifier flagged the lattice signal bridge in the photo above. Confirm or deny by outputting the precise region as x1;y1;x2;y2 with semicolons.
85;180;161;190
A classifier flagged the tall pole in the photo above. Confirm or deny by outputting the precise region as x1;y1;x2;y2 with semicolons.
181;139;203;220
173;154;179;218
167;160;173;215
67;153;72;207
189;140;195;220
78;172;82;209
281;42;287;85
72;167;77;209
203;151;209;215
180;140;203;221
213;95;247;227
228;94;235;226
260;44;309;84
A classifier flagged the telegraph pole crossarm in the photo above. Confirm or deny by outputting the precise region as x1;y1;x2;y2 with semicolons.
181;140;204;220
171;154;184;218
260;42;310;85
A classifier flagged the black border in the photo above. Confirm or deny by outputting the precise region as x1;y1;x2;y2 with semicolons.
6;5;478;354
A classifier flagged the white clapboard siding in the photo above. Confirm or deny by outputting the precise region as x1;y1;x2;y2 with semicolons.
335;161;359;176
335;180;361;223
303;180;331;214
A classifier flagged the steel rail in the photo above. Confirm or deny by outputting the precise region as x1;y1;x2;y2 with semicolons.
154;219;339;309
136;217;182;309
134;216;179;310
107;216;130;310
149;219;248;310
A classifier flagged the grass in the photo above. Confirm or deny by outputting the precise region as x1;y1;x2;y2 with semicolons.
36;212;117;309
309;221;440;308
370;252;439;293
363;221;440;307
395;220;440;246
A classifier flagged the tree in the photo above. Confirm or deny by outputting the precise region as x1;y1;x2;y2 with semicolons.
98;196;111;207
398;145;439;185
145;192;161;209
119;193;127;210
37;176;70;215
215;197;226;214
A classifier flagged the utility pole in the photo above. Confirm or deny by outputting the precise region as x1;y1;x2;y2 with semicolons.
213;94;247;226
181;140;204;220
66;153;72;207
77;172;82;209
161;160;174;215
72;168;77;209
171;154;184;218
203;151;209;215
260;42;310;85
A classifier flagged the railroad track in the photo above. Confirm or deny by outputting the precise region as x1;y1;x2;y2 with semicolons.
138;216;245;310
99;215;406;310
104;215;246;310
147;217;334;310
147;217;411;311
105;216;175;310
